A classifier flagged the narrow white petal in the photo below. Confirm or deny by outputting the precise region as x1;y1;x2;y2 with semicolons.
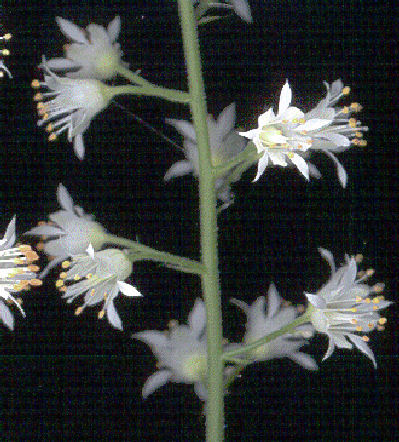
24;225;65;236
45;58;80;69
296;118;332;132
268;151;287;167
318;248;335;272
324;150;347;187
188;298;206;338
73;134;85;160
142;370;172;399
230;0;253;23
290;153;309;180
348;334;377;368
166;119;196;142
323;133;351;147
322;336;336;361
117;281;142;297
56;17;88;44
267;283;281;318
290;353;318;370
107;16;121;42
253;153;269;182
57;183;75;212
164;161;193;181
278;80;292;116
308;163;322;179
217;102;236;135
106;300;123;330
86;244;95;259
304;293;327;309
238;128;259;142
0;301;14;330
2;216;16;247
258;108;274;126
194;382;208;401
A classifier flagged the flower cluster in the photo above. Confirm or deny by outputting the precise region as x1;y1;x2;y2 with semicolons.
26;183;107;277
1;217;41;330
305;248;390;367
0;30;12;78
231;283;317;370
56;245;141;330
165;103;247;210
240;80;368;185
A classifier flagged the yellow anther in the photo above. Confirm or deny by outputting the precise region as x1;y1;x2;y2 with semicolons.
4;33;12;40
13;283;23;291
350;307;357;313
300;131;307;135
361;335;369;342
287;152;294;159
31;79;40;88
299;118;306;124
25;251;39;262
59;272;68;279
97;310;105;319
16;297;23;305
359;140;367;147
355;296;362;303
59;286;67;292
342;106;350;114
36;242;44;251
377;325;385;332
61;261;70;269
48;133;57;142
378;317;387;325
19;244;32;252
364;297;371;303
282;119;289;124
368;323;374;329
33;93;43;101
350;102;359;109
75;306;84;316
89;289;96;296
86;273;93;279
351;318;358;324
372;305;378;311
29;278;43;286
73;274;81;281
2;49;10;56
366;268;375;276
355;131;363;138
355;254;363;263
292;118;298;124
349;118;357;128
372;297;380;304
356;326;363;332
45;124;53;132
55;279;64;288
342;86;350;95
103;292;108;300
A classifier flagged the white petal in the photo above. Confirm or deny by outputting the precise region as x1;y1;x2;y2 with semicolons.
73;134;85;160
45;58;80;70
24;225;65;236
324;150;347;187
278;80;292;116
2;216;16;248
323;133;351;147
308;163;322;179
253;152;269;182
348;334;377;368
322;336;336;361
142;370;172;399
318;248;335;272
134;331;169;350
166;119;196;142
268;151;287;166
230;0;253;23
56;17;88;44
258;108;274;126
106;300;123;330
290;153;309;180
0;301;14;330
107;16;121;42
290;353;318;370
296;118;332;132
238;128;259;142
117;281;142;297
86;244;95;259
164;161;193;181
188;298;206;338
57;183;75;212
217;102;236;135
194;382;208;400
267;283;281;318
304;293;327;309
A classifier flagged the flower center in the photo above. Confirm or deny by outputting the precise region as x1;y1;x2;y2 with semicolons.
259;126;286;148
181;353;207;382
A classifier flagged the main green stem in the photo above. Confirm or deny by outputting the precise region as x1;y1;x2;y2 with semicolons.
178;1;224;441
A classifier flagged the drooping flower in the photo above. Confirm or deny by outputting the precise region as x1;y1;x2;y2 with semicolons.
25;184;107;278
231;283;317;370
165;103;247;210
305;248;391;368
45;16;128;80
134;299;211;400
1;217;41;330
194;0;252;24
56;245;141;330
31;60;113;159
239;80;368;185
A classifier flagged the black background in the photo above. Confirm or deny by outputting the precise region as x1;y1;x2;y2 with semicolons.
1;1;398;441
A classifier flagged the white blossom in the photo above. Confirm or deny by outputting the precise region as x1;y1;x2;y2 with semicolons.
239;80;368;185
1;217;41;330
25;184;106;278
231;283;317;370
32;60;113;159
165;103;247;210
45;16;128;80
305;248;391;368
57;247;141;330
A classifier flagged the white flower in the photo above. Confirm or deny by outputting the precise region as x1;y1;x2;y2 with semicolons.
1;217;41;330
165;103;247;210
239;80;368;185
305;248;391;368
231;283;317;370
134;299;210;400
32;60;113;159
57;247;141;330
194;0;253;24
25;184;107;278
45;16;127;80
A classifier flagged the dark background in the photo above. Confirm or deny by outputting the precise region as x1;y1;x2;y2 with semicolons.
1;0;398;440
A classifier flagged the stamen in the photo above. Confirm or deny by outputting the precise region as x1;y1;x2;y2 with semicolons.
355;254;363;263
48;133;57;142
2;49;10;56
55;279;64;288
342;106;350;114
361;335;369;342
372;283;384;293
59;272;68;279
97;310;105;319
342;86;350;95
29;279;43;286
31;79;40;88
351;318;358;324
61;261;70;269
359;140;367;147
378;317;387;325
356;326;363;332
75;306;84;315
349;118;357;128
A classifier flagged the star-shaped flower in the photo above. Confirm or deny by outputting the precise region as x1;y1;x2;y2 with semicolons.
231;283;317;370
25;184;106;278
1;217;41;330
32;60;113;159
239;80;367;185
305;248;391;368
57;245;141;330
45;16;128;80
